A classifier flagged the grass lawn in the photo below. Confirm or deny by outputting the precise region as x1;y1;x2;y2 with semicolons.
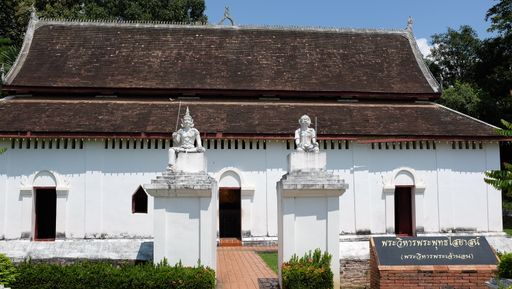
505;228;512;236
257;251;278;273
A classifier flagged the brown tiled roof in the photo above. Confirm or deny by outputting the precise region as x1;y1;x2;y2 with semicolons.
0;99;498;139
4;19;439;99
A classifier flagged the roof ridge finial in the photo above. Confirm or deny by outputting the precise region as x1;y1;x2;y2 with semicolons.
218;6;235;26
406;16;413;32
30;5;39;21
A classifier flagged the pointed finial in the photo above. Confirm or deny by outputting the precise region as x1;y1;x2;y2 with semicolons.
218;6;235;26
181;106;195;127
30;5;39;21
406;16;413;32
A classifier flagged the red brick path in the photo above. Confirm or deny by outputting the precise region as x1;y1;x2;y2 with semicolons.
217;246;278;289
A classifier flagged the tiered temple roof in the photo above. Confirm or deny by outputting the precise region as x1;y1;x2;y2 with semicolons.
0;18;501;140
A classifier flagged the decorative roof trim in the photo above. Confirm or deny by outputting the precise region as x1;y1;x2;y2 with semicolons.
406;27;441;93
30;17;407;35
3;15;38;86
0;133;506;141
434;103;500;130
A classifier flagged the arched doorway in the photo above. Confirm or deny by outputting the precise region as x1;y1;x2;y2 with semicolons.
383;167;426;236
218;170;242;246
20;170;69;241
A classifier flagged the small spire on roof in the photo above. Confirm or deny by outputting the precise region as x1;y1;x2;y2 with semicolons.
406;16;413;32
218;6;235;26
30;5;39;21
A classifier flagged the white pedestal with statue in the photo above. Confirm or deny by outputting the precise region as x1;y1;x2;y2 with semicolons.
144;108;217;270
277;115;348;288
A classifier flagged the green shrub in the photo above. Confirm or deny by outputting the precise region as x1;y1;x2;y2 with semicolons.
282;249;333;289
0;253;17;286
499;252;512;278
11;260;215;289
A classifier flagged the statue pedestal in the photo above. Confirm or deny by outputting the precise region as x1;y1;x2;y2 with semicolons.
288;151;326;172
277;152;347;288
144;153;217;270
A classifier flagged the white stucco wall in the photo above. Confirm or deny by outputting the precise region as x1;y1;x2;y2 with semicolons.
0;139;503;240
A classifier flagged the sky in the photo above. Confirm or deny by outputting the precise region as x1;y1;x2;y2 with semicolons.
205;0;497;57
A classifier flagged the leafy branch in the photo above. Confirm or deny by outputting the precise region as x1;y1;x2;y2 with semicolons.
497;119;512;137
485;120;512;195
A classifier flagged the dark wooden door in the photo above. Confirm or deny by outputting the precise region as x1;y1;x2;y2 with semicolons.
219;188;241;239
394;187;413;236
35;188;57;240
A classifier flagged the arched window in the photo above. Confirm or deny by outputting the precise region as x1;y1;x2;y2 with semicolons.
132;186;148;214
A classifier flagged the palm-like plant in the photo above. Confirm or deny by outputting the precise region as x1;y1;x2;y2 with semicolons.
0;44;20;74
485;119;512;196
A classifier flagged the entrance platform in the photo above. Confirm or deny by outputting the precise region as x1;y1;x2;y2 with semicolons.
219;238;242;247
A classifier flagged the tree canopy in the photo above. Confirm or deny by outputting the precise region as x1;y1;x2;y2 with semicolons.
438;81;483;117
429;25;481;87
486;0;512;36
427;0;512;126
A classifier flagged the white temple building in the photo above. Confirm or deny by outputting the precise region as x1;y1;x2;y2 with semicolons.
0;14;507;261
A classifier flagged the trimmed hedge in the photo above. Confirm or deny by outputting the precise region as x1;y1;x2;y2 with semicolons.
498;252;512;278
0;253;18;286
282;249;333;289
11;260;215;289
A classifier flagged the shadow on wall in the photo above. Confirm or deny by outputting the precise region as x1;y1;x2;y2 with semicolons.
5;147;169;177
365;145;490;174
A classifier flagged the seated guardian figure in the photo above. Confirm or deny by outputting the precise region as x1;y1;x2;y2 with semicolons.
294;114;319;153
168;107;205;167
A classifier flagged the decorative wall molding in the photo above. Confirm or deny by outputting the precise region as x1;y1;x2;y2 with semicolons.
382;167;426;193
20;170;70;191
215;167;255;196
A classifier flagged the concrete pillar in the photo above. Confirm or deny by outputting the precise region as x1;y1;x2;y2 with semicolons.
277;152;347;288
144;152;217;270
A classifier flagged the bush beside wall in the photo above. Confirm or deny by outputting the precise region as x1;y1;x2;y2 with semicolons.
11;261;215;289
282;249;333;289
0;254;17;286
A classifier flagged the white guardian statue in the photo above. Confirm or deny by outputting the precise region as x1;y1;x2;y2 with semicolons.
294;114;319;153
168;107;205;166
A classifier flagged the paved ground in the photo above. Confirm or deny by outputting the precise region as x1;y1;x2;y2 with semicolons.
217;246;278;289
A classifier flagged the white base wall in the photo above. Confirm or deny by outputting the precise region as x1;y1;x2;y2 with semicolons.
0;139;503;240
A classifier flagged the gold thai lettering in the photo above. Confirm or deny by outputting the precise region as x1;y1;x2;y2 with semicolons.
382;237;481;249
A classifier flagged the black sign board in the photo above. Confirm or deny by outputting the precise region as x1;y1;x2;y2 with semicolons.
372;236;498;266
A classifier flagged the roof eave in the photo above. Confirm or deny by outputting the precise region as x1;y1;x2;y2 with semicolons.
2;85;441;100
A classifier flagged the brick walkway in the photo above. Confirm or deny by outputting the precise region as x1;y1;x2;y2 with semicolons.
217;246;278;289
